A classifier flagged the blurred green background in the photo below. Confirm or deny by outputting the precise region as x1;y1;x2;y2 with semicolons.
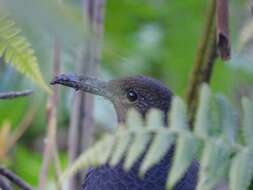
0;0;253;187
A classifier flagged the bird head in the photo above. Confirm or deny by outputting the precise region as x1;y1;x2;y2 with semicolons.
51;74;173;123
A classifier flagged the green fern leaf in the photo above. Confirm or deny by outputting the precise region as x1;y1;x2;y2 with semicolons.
194;84;212;137
109;128;132;166
96;134;115;165
197;139;231;190
146;109;164;128
139;109;174;176
167;133;199;189
167;96;199;188
126;108;144;128
123;109;150;170
242;98;253;145
0;16;50;93
215;95;237;143
170;96;189;131
123;131;151;171
110;109;143;168
229;146;253;190
140;131;174;177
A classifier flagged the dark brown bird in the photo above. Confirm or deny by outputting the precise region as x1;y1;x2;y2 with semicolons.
51;74;198;190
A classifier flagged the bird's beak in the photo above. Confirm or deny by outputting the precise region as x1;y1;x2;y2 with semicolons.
50;74;112;99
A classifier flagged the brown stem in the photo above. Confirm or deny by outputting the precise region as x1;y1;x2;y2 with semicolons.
0;90;33;99
186;0;216;127
0;167;33;190
67;0;105;189
216;0;230;60
39;38;61;190
201;30;217;83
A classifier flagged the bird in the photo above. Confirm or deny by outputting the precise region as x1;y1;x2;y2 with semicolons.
51;74;199;190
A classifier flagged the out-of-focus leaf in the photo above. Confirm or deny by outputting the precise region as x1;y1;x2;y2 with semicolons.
194;84;213;137
0;17;50;92
123;131;150;171
242;97;253;145
0;0;86;47
238;20;253;51
109;128;131;166
167;133;199;189
215;95;237;143
0;120;11;160
197;139;231;190
229;147;253;190
170;96;189;131
140;131;174;176
146;109;164;128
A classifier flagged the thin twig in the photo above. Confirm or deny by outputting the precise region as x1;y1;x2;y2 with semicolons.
201;29;217;83
67;0;105;189
216;0;230;60
0;167;33;190
53;144;62;184
39;38;61;190
186;0;216;127
0;90;33;99
0;176;11;190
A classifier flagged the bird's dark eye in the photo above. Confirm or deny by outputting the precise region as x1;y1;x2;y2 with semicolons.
127;90;138;102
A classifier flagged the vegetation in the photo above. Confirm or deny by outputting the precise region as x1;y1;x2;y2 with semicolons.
0;0;253;190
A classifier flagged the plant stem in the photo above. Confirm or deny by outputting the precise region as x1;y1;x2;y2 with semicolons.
0;90;33;99
39;38;61;190
68;0;105;189
186;0;216;127
216;0;230;60
0;166;33;190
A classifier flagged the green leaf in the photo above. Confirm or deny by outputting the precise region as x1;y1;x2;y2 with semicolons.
194;84;212;137
229;147;253;190
146;108;164;128
96;134;116;165
0;16;50;93
123;109;150;171
215;95;237;143
109;128;132;166
59;134;114;184
197;139;231;190
139;130;174;176
170;96;189;131
126;108;144;129
242;97;253;145
167;133;199;189
123;130;151;171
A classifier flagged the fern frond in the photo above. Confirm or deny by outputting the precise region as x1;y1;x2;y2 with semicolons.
197;139;231;190
169;96;189;131
60;86;253;190
109;128;132;166
168;133;199;189
215;95;237;143
242;97;253;145
0;16;50;93
139;130;174;176
229;147;253;190
194;84;213;137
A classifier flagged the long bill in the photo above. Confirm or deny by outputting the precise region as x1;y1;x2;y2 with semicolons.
50;74;112;99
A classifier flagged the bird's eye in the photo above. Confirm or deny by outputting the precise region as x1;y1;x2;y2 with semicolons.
127;90;138;102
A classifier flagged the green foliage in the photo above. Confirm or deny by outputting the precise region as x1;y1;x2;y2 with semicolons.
242;97;253;145
230;147;253;190
0;16;50;93
60;84;253;190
